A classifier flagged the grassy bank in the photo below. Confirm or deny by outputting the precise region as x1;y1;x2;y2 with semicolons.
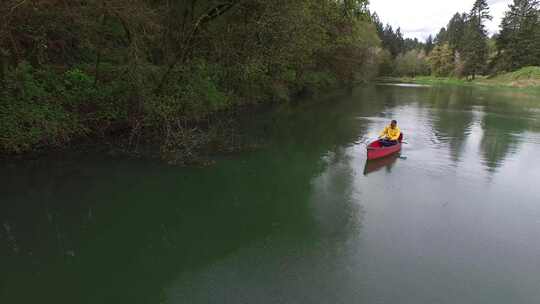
481;67;540;88
381;67;540;90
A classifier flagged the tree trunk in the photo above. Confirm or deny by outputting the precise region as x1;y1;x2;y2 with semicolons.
94;2;108;87
0;52;5;89
155;1;239;94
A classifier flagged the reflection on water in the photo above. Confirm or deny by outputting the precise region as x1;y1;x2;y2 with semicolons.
431;106;474;163
363;154;399;175
377;83;432;88
1;85;540;303
480;113;528;172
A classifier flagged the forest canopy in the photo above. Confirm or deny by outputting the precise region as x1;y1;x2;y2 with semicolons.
0;0;382;157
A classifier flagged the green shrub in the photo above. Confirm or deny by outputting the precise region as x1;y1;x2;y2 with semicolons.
0;62;84;153
0;62;134;153
147;60;230;123
302;71;338;91
61;68;129;125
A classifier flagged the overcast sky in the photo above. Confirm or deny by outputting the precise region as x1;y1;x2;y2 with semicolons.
370;0;512;41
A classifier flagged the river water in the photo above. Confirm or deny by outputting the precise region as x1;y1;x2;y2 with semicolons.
1;84;540;304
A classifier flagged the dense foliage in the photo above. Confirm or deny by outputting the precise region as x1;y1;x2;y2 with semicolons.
428;0;540;79
371;13;429;77
2;0;539;157
495;0;540;71
0;0;383;158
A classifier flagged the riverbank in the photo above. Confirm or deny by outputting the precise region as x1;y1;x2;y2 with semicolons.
0;82;345;165
4;84;540;304
1;1;383;161
380;66;540;90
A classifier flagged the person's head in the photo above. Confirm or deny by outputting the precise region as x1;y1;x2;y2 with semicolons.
390;120;397;128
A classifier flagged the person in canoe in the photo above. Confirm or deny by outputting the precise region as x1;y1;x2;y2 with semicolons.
379;120;401;146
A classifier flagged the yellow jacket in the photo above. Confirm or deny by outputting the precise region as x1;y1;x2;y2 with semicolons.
380;125;401;141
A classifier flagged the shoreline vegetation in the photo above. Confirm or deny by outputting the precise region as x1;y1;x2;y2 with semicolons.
0;0;382;164
380;66;540;90
1;0;540;164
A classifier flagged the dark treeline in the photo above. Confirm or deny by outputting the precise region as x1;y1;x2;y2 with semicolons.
494;0;540;71
377;0;540;79
429;0;540;79
371;13;429;77
0;0;384;160
1;0;539;158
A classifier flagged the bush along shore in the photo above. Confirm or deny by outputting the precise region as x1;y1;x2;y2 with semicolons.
0;0;387;164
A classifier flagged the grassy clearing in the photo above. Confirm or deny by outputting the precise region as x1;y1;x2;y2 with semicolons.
481;66;540;88
380;67;540;90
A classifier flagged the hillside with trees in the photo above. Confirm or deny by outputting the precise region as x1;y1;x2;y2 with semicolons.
377;0;540;82
426;0;540;80
0;0;382;160
371;13;430;77
1;0;539;159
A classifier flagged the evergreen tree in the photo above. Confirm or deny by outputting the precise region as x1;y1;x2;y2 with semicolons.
404;37;424;53
394;27;405;56
424;35;434;54
446;13;467;53
380;24;405;58
371;12;385;39
422;0;540;76
435;27;448;45
462;0;492;79
381;24;396;56
496;0;540;70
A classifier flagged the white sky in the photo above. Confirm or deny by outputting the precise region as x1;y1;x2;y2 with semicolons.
369;0;512;41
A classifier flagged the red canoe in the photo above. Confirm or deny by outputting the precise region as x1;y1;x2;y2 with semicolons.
366;134;403;160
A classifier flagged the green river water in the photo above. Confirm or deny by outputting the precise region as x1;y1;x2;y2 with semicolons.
1;84;540;304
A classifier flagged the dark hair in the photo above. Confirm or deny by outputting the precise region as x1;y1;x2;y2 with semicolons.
391;120;397;124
